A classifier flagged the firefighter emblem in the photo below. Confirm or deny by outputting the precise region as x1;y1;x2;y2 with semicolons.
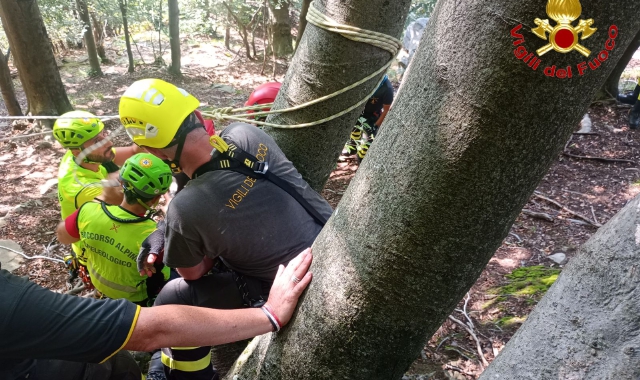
531;0;597;57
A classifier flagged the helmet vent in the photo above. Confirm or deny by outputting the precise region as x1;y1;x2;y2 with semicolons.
144;88;157;103
177;88;190;97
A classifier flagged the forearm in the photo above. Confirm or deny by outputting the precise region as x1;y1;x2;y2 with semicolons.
126;305;271;351
98;175;124;205
176;256;215;280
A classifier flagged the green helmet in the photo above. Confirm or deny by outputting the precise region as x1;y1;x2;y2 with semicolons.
53;111;104;148
119;153;172;199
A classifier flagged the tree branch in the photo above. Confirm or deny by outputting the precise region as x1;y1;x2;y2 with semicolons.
533;191;602;227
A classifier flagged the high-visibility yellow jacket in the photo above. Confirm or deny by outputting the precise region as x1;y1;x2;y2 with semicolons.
77;202;169;303
57;151;108;262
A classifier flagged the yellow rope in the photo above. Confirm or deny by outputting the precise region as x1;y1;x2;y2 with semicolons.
200;1;401;129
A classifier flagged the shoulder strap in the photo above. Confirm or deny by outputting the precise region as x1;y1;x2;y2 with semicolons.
193;137;328;226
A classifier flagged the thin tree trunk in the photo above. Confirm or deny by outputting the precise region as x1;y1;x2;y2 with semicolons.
294;0;310;52
75;0;102;77
480;194;640;379
0;49;22;115
168;0;181;75
224;2;253;60
90;12;108;63
227;0;640;378
267;0;293;57
0;0;72;120
224;25;231;49
601;28;640;99
118;0;135;73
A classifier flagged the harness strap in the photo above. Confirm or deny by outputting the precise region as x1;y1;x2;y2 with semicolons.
193;138;328;226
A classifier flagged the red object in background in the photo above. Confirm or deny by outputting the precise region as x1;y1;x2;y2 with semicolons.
245;82;282;117
194;109;215;136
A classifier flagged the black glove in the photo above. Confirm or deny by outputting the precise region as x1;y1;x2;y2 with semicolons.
138;220;166;275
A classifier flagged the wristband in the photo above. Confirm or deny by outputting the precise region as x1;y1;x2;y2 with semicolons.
261;305;281;332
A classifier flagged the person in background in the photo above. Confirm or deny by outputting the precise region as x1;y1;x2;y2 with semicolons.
344;75;394;162
617;78;640;129
53;111;143;285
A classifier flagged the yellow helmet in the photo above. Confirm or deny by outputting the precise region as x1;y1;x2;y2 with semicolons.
119;78;200;148
53;111;104;148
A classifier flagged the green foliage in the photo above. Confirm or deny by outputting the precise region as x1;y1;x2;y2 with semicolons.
39;0;84;45
405;0;438;27
493;266;560;299
495;315;526;328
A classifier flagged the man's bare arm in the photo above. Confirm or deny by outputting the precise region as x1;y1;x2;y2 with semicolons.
125;249;313;352
176;256;215;280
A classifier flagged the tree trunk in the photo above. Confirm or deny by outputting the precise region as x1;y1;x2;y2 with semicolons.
167;0;181;75
227;0;640;379
0;0;72;118
601;28;640;99
224;25;231;49
294;0;310;52
263;0;410;190
267;0;293;57
224;2;253;59
90;12;108;63
118;0;135;73
480;194;640;379
75;0;103;77
0;50;22;116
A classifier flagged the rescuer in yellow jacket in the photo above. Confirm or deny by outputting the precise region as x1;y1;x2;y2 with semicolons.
57;153;174;305
53;111;142;277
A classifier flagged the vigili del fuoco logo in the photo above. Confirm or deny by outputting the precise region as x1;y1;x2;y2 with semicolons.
510;0;619;78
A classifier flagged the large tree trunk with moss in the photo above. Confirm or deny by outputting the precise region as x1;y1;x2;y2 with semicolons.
76;0;102;77
0;0;72;118
118;0;135;73
0;50;22;116
601;29;640;99
264;0;411;191
480;194;640;379
267;0;293;57
168;0;181;75
293;0;310;52
227;0;640;379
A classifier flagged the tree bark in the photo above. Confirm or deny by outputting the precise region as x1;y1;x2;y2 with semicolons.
168;0;181;75
263;0;411;191
0;49;22;116
224;25;231;49
267;0;293;57
294;0;310;52
480;194;640;379
90;12;108;63
75;0;103;77
227;0;640;379
0;0;72;118
118;0;135;73
601;28;640;99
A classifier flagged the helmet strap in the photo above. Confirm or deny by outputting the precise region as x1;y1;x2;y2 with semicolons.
164;113;203;175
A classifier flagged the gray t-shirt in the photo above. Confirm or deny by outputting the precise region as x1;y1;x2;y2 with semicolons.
164;123;333;280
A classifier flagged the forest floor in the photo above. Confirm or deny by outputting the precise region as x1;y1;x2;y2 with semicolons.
1;34;639;379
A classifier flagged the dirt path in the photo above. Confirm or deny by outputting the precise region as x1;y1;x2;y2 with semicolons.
1;36;639;379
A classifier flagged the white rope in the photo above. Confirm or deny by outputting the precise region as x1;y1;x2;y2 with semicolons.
202;1;401;129
0;243;65;264
0;115;120;120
